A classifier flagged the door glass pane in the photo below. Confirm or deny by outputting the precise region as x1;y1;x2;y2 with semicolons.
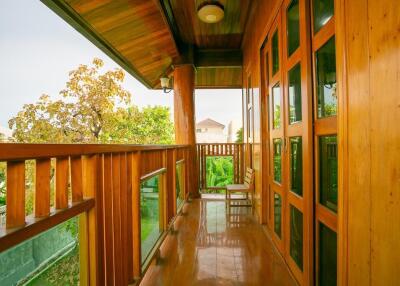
313;0;334;33
319;135;338;212
290;137;302;196
288;63;302;124
290;205;303;270
272;84;281;129
272;30;279;75
141;175;162;264
273;139;282;183
274;193;282;238
319;223;337;286
287;0;300;56
316;36;337;118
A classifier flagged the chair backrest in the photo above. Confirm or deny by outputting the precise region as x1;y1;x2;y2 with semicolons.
244;167;255;189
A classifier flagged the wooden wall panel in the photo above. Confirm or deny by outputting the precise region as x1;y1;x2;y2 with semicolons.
336;0;400;285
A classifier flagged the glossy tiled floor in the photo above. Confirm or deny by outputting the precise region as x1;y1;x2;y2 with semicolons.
140;199;297;286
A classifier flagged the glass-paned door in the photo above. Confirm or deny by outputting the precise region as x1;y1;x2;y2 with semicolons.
311;0;338;284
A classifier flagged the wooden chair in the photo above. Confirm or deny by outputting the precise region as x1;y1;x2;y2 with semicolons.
226;167;254;208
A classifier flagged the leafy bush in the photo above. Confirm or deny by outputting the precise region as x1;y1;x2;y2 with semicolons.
206;156;234;188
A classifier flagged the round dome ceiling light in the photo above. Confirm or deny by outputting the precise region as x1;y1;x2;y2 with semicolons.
197;1;224;24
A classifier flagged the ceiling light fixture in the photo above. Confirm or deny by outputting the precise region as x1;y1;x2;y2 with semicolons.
197;1;224;24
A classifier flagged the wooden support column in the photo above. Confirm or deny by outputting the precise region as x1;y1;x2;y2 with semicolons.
173;65;200;198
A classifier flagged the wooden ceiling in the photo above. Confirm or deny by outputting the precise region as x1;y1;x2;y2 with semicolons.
43;0;251;89
168;0;251;49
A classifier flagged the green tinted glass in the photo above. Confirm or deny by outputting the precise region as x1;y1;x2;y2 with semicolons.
287;0;300;56
319;223;337;286
288;63;302;124
141;175;162;264
274;193;282;238
290;137;302;196
290;205;303;270
316;37;337;118
313;0;334;33
272;30;279;75
273;139;282;183
319;135;338;212
272;84;281;129
176;162;184;210
0;217;80;285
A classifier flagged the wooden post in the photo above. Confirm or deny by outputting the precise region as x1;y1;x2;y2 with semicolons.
173;64;200;198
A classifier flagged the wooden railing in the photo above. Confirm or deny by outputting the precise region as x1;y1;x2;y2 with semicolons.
196;143;244;190
0;143;192;285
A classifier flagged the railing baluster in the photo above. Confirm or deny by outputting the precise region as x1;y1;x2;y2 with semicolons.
35;158;51;217
55;157;69;209
71;156;83;202
6;161;25;228
131;151;142;278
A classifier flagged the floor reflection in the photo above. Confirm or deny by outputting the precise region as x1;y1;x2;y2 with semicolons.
140;199;297;286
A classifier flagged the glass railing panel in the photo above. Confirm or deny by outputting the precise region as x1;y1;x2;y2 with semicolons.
140;174;162;264
0;216;80;286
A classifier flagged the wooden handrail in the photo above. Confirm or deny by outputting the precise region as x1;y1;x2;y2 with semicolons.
0;143;189;161
0;199;94;252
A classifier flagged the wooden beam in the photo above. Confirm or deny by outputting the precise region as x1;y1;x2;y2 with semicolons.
194;49;243;68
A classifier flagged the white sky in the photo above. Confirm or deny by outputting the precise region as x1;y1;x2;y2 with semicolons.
0;0;242;131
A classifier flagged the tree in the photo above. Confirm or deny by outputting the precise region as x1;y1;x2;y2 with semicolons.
9;58;174;144
235;127;243;143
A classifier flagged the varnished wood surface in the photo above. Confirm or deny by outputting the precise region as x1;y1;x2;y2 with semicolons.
336;0;400;285
0;143;189;160
196;67;242;89
0;199;94;253
43;0;248;89
140;199;297;286
64;0;179;87
173;65;199;198
169;0;251;49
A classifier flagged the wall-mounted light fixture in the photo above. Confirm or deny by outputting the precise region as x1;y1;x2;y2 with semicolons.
160;76;172;93
197;1;224;24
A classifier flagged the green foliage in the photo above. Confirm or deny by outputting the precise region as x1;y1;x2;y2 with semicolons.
8;58;174;145
206;156;234;188
0;163;5;206
235;127;243;143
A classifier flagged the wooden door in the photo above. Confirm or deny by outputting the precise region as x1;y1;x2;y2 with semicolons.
267;9;285;253
311;0;338;285
281;0;314;284
263;0;314;285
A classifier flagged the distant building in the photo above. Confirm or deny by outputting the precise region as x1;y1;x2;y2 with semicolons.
0;126;13;142
196;118;227;143
227;119;242;143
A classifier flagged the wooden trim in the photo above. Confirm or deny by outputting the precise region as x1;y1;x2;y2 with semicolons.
0;199;94;253
55;157;69;209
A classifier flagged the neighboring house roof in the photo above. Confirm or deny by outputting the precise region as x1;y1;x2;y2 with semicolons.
196;118;225;129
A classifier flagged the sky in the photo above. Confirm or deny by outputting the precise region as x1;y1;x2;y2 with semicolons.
0;0;242;134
